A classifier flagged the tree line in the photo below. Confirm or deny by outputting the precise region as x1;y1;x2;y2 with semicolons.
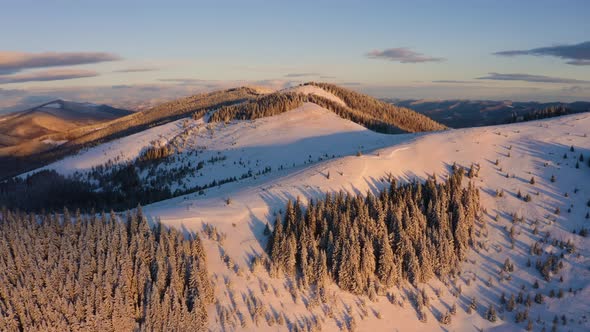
0;207;213;331
267;165;480;296
505;105;582;124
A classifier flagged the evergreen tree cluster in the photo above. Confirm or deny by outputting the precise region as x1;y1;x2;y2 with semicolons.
506;105;576;124
209;92;306;123
0;208;213;331
267;166;479;295
307;82;447;132
137;144;174;162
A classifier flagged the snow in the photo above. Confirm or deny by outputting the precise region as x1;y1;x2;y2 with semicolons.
284;85;346;106
43;102;62;109
18;90;590;330
141;112;590;331
41;138;68;146
24;102;405;193
22;117;189;177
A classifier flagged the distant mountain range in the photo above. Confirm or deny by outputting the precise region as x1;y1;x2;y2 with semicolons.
387;99;590;128
0;99;132;152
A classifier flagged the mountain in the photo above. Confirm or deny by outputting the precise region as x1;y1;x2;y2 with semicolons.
0;83;443;179
0;99;131;149
2;83;445;210
0;87;262;178
2;83;589;331
143;111;590;332
389;99;590;128
209;83;446;134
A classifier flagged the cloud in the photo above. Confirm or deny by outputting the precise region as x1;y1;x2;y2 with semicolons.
432;80;480;84
113;67;158;73
561;85;590;94
493;41;590;65
0;51;120;74
284;72;320;78
476;72;590;84
366;48;445;63
0;69;99;84
158;78;210;85
567;59;590;66
319;75;336;79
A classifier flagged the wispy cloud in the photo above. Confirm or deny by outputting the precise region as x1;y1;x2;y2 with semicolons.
113;67;158;73
366;48;444;63
158;78;209;85
493;41;590;65
476;72;590;84
0;51;120;74
284;72;320;78
432;80;479;84
0;69;99;84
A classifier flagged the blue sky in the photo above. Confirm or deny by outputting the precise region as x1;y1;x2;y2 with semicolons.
1;0;589;108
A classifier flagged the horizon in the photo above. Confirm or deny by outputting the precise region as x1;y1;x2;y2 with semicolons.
1;0;589;112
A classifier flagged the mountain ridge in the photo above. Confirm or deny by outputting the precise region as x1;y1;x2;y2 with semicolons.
389;98;590;128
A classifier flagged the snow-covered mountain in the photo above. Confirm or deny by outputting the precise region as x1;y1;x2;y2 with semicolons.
0;99;131;146
140;109;590;331
0;99;132;167
3;83;590;331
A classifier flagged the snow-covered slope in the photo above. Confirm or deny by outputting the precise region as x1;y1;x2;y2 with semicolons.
284;85;347;106
24;102;406;193
141;113;590;331
18;90;590;331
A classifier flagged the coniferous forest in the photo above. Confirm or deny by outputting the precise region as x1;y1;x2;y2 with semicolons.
0;208;213;331
267;166;480;296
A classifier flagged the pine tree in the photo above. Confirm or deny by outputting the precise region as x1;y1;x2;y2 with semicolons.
506;294;516;312
469;297;477;313
377;232;396;287
526;319;533;331
486;304;497;322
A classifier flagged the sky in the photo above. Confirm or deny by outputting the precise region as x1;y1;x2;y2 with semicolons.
1;0;589;111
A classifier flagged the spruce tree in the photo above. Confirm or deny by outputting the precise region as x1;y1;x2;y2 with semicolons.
486;304;497;322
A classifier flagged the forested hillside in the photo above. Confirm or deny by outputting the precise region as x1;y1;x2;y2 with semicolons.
307;82;446;132
210;83;446;134
0;208;213;331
